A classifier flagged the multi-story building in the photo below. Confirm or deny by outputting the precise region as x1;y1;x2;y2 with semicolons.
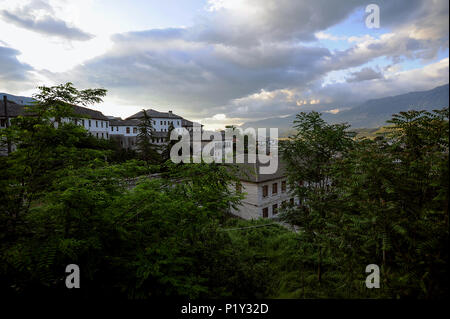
231;159;299;220
1;98;110;138
3;99;295;221
1;98;110;155
126;109;183;132
67;105;110;139
108;109;186;150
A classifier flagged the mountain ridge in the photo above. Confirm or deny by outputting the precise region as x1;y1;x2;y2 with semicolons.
0;93;35;105
241;83;449;134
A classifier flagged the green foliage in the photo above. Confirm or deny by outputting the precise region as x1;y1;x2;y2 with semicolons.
1;82;447;299
161;121;176;162
279;108;449;298
136;109;161;165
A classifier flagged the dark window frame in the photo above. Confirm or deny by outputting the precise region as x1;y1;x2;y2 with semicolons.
272;204;278;215
262;185;268;198
262;207;269;218
281;181;286;192
272;182;278;195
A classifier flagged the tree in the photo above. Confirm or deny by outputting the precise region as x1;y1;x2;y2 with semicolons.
161;121;176;162
279;108;449;298
280;111;355;286
136;110;160;165
0;82;108;221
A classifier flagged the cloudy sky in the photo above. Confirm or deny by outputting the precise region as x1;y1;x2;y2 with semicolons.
0;0;448;129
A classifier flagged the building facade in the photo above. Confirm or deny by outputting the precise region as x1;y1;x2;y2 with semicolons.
3;100;296;221
1;99;110;155
231;159;299;220
108;109;186;150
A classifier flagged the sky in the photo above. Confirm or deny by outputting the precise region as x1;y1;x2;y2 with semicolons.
0;0;448;130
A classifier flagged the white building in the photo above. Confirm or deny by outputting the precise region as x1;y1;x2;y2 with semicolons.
67;105;110;139
1;99;110;138
108;109;186;150
126;109;183;132
231;159;299;220
1;99;110;155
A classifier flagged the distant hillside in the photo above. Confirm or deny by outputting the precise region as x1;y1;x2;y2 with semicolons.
0;93;35;105
242;84;449;134
324;83;449;128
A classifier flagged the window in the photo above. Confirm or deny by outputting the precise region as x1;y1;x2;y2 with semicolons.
153;121;156;125
106;122;108;128
133;127;137;134
89;120;91;127
116;126;119;131
160;121;163;125
96;133;98;138
82;119;85;126
111;126;113;131
281;181;286;192
177;121;180;125
126;127;130;134
101;121;103;128
106;133;109;138
96;120;98;127
262;207;269;218
272;204;278;215
262;185;268;198
272;183;278;195
101;132;104;138
1;119;6;127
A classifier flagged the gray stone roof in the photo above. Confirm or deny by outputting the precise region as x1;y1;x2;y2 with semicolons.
1;100;108;120
182;119;192;126
152;131;169;138
0;100;25;117
182;118;203;127
109;119;140;126
234;157;287;183
126;109;183;120
72;105;108;120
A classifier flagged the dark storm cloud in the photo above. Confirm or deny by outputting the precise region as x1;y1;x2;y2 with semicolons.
0;45;36;92
346;67;384;82
0;45;33;81
0;3;93;41
51;0;448;121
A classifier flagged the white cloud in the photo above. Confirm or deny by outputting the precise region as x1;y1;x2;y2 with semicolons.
0;0;448;127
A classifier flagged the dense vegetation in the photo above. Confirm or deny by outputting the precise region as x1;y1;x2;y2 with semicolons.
0;83;448;298
281;109;449;298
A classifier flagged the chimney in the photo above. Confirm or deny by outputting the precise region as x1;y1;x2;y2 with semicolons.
168;110;172;114
3;95;11;154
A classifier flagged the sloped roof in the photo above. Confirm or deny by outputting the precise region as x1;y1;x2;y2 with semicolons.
234;157;287;183
152;131;169;138
182;119;193;126
126;109;183;120
0;100;25;117
1;100;108;120
109;119;140;126
72;105;108;120
182;118;203;127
